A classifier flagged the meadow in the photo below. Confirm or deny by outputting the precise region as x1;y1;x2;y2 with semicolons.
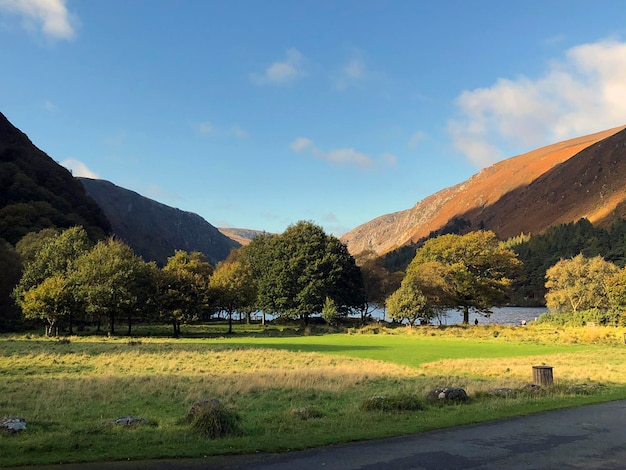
1;323;626;467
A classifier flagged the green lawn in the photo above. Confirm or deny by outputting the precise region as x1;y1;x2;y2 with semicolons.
1;327;625;467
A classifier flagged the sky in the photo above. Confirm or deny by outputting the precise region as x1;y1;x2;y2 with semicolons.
2;1;626;236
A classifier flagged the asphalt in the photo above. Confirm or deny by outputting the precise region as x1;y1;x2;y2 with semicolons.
9;400;626;470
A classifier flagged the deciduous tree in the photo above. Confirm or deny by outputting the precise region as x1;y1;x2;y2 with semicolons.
406;231;521;324
545;254;619;313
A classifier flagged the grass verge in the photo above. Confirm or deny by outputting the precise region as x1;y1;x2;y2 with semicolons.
1;325;625;467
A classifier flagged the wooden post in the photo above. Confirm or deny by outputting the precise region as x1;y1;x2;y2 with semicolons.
532;365;554;386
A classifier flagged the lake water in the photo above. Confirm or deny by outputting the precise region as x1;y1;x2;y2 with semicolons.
369;306;547;326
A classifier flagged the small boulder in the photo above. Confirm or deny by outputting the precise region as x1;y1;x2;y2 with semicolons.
115;415;148;426
427;387;468;402
1;417;26;432
489;388;516;397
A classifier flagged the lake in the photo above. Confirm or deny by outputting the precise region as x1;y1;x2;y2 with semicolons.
369;306;548;326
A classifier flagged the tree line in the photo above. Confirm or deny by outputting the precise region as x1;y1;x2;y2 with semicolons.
4;217;626;335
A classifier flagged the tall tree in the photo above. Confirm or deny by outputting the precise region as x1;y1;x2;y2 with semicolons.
72;238;152;335
20;275;73;336
407;231;521;324
209;259;256;333
354;250;402;324
13;226;92;333
160;250;213;337
245;221;364;325
545;254;619;313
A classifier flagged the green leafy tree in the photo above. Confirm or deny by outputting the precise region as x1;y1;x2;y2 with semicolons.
13;226;92;333
386;280;428;327
244;221;364;325
72;238;152;335
545;254;619;313
20;275;73;336
407;231;521;324
160;250;214;337
209;259;256;333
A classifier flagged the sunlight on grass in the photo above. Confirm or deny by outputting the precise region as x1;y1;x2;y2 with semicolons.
1;327;626;467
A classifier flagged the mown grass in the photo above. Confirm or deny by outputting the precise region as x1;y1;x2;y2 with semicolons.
1;324;625;467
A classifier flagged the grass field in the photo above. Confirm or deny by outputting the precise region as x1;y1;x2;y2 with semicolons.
1;324;626;467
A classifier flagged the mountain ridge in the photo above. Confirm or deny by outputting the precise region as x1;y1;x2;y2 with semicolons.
341;125;626;255
79;177;240;266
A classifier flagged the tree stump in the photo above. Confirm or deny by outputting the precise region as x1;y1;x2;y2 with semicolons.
532;365;554;386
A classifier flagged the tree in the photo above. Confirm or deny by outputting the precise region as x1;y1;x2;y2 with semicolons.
72;238;152;335
354;250;402;324
20;275;73;336
386;280;428;327
13;226;92;333
407;231;521;324
0;239;23;331
209;259;256;333
160;250;214;337
243;221;364;325
545;254;619;313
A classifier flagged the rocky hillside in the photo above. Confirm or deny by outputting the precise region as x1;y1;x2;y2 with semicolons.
79;178;240;266
341;125;626;255
0;112;111;245
218;227;268;246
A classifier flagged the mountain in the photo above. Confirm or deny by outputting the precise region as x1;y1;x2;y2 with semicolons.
79;178;240;266
341;125;626;255
0;112;111;245
218;227;269;246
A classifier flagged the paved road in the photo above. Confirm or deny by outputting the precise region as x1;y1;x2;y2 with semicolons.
11;400;626;470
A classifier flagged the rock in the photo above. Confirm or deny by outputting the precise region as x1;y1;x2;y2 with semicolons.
1;417;26;432
489;388;516;397
427;387;468;401
115;415;148;426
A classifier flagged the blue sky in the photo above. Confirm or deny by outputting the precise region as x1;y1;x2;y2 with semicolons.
2;1;626;236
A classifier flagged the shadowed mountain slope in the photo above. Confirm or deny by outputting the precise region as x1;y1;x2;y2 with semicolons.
79;178;239;266
341;125;626;255
0;112;111;245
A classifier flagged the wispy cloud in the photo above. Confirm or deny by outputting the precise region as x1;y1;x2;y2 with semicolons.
408;131;426;149
0;0;77;40
61;159;99;178
334;55;366;90
449;39;626;168
252;48;306;85
291;137;397;170
196;121;249;139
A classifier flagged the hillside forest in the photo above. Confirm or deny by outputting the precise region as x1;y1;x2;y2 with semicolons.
4;217;626;334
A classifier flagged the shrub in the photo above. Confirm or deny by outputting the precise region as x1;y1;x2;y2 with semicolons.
359;394;426;412
187;399;242;439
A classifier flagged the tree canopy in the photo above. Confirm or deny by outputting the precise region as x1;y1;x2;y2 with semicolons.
405;231;521;324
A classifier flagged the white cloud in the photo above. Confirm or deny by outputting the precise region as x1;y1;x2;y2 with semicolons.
334;57;366;90
252;48;305;85
291;137;396;170
61;159;99;178
448;39;626;168
408;131;426;149
197;121;213;135
0;0;77;40
196;121;249;139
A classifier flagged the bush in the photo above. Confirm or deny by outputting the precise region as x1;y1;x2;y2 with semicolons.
537;309;626;327
359;394;426;412
187;399;242;439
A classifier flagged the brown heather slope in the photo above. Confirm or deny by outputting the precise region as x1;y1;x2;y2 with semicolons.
341;125;626;255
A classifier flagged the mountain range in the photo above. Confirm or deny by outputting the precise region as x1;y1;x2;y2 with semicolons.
78;177;240;266
341;125;626;255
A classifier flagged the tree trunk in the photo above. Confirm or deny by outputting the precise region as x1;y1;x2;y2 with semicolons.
109;313;115;335
127;316;132;336
261;311;266;327
228;312;233;334
68;312;74;336
462;306;469;325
